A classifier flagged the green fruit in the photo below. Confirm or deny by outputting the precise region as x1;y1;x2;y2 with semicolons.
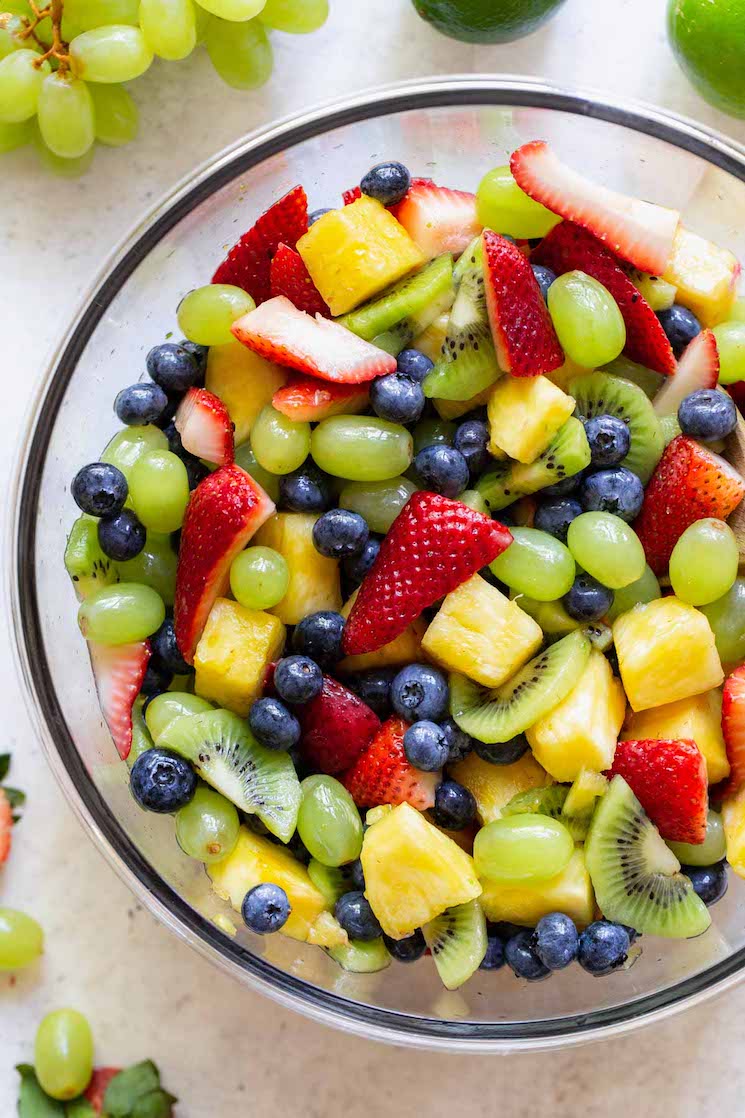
412;0;566;44
307;859;355;906
145;691;212;741
474;815;574;883
567;512;646;590
115;531;178;607
570;371;664;484
311;416;413;481
0;908;44;969
64;514;118;600
340;254;454;348
668;0;745;119
339;476;418;535
422;898;487;990
77;582;165;645
296;774;363;868
175;783;240;863
128;696;154;769
489;526;575;602
668;810;727;867
477;167;560;240
700;577;745;666
548;271;626;368
34;1009;94;1101
477;416;591;511
328;937;391;973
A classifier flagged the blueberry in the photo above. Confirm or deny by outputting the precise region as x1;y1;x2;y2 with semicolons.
312;508;369;559
391;663;449;722
531;264;556;303
139;660;173;698
563;572;614;622
384;929;426;963
532;913;579;971
403;721;449;772
577;921;630;976
335;890;382;941
274;655;323;705
583;414;631;467
114;381;169;426
370;373;425;425
349;667;396;719
309;207;333;225
480;933;506;971
179;340;208;378
292;610;345;668
71;462;128;518
151;618;193;676
98;509;146;561
504;931;550;981
184;456;209;490
162;419;185;457
534;497;582;543
432;779;476;830
453;419;491;475
657;304;702;357
360;161;411;206
440;717;473;763
279;461;333;513
349;858;366;892
542;472;584;497
242;883;291;934
414;445;469;498
579;466;644;522
248;697;300;752
678;389;737;443
474;735;529;765
130;748;197;813
146;342;201;394
683;861;728;906
397;348;434;383
342;536;381;589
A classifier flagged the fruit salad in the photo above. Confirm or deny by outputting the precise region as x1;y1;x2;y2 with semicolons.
64;143;745;989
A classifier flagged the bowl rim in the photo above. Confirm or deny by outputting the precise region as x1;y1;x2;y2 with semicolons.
10;74;745;1052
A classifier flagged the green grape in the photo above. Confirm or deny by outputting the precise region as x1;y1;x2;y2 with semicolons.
669;518;738;607
37;72;94;159
1;0;33;15
259;0;328;32
667;810;726;867
196;0;265;21
193;1;212;39
473;815;574;884
713;321;745;385
489;527;575;602
297;774;363;868
145;692;212;741
566;512;645;590
33;122;94;175
0;908;44;970
233;442;280;502
101;424;168;480
35;1009;94;1101
251;405;310;475
0;49;48;123
116;531;178;605
177;283;255;346
205;15;272;89
311;416;413;482
412;417;456;455
339;476;417;534
230;545;289;610
548;271;626;368
63;0;140;31
175;784;239;863
606;563;660;622
69;25;153;83
459;488;489;515
140;0;197;59
78;582;165;645
129;450;190;533
0;116;32;151
476;165;560;240
0;16;25;59
88;81;137;145
728;297;745;323
701;578;745;666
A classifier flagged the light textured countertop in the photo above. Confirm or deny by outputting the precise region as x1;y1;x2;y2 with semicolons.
3;0;745;1112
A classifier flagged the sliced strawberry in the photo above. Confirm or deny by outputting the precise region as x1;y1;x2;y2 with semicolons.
634;435;745;573
212;185;308;303
174;464;276;662
722;666;745;798
510;141;680;274
653;329;719;417
232;296;396;384
175;387;234;466
391;181;482;259
269;243;330;317
343;491;513;656
610;738;708;844
531;221;676;376
344;717;438;810
85;1068;122;1113
342;185;362;206
272;374;369;422
0;788;11;865
482;230;564;377
88;641;151;761
297;675;381;774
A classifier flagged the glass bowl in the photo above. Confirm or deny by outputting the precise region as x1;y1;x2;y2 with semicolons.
10;76;745;1052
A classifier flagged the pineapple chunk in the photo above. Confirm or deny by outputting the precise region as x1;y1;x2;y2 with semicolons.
361;803;481;939
194;598;285;716
421;574;543;688
621;688;729;785
306;912;349;948
613;598;723;713
433;385;493;421
254;512;342;624
205;341;286;446
526;651;626;781
297;196;425;316
479;849;595;927
722;785;745;881
662;226;739;327
450;751;551;826
487;375;575;464
413;311;448;362
563;769;609;816
339;588;426;672
208;826;327;942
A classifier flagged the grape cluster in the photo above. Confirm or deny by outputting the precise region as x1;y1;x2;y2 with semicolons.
0;0;328;172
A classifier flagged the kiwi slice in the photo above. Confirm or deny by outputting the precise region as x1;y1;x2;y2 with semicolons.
570;372;664;484
127;697;154;771
660;412;682;447
585;622;613;652
159;709;301;843
450;630;591;744
502;785;569;819
602;356;664;400
307;859;354;906
340;253;455;345
510;591;582;638
477;418;591;512
422;899;487;990
145;692;214;742
585;776;711;938
327;938;391;974
64;515;118;600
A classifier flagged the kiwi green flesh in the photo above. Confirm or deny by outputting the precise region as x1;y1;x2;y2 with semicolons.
308;859;353;906
327;938;391;973
477;417;591;512
503;785;569;820
570;372;664;484
128;697;155;771
146;692;214;742
64;515;119;600
159;709;301;843
340;253;454;342
450;630;591;744
602;356;664;400
452;235;482;287
423;899;487;990
585;776;711;939
585;622;613;652
510;591;582;637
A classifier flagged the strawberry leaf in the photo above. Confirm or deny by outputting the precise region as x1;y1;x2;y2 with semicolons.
16;1065;65;1117
131;1090;177;1118
103;1062;166;1117
0;753;10;782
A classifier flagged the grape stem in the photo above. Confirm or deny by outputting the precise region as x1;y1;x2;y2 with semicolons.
17;0;71;72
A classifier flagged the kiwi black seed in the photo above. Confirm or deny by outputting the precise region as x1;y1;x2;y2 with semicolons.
341;253;455;348
477;417;591;511
64;515;119;599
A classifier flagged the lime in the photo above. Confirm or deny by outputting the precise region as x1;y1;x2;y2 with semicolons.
412;0;566;43
668;0;745;119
